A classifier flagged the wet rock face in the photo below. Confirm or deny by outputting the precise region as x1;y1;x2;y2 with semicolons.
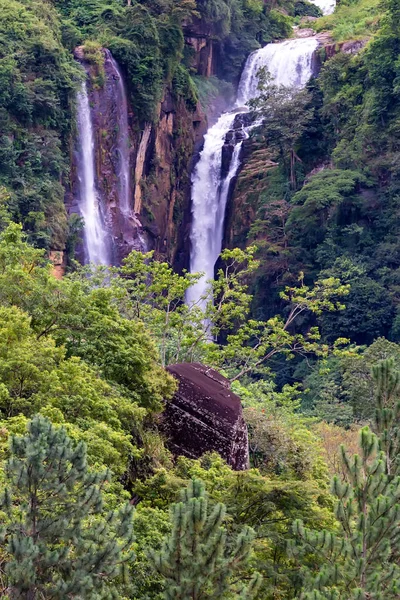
69;46;207;269
90;50;148;262
163;363;249;471
70;47;148;264
142;93;207;269
220;112;253;179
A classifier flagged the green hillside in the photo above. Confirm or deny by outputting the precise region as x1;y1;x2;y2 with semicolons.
0;0;400;598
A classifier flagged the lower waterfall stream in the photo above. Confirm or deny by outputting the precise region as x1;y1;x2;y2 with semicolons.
187;35;320;310
76;80;112;266
108;53;131;219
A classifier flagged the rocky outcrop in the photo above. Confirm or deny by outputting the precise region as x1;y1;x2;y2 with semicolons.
314;30;369;60
133;123;152;215
183;17;215;77
49;250;66;279
141;91;207;266
163;363;249;470
224;139;279;249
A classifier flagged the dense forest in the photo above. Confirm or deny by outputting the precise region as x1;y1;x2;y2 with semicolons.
1;0;400;597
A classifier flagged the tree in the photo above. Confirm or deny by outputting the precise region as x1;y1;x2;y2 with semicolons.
340;338;400;421
149;478;261;600
117;246;258;367
371;358;400;477
135;452;334;600
0;223;176;414
0;415;135;599
313;421;360;479
208;272;350;382
292;426;400;599
249;69;314;188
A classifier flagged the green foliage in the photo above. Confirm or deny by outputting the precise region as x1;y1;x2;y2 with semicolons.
0;303;143;478
0;224;175;413
249;71;314;188
241;382;328;479
114;245;350;383
314;0;381;41
0;222;178;491
288;170;366;249
233;0;400;353
82;40;106;87
150;478;261;599
135;452;334;600
0;415;134;599
193;75;234;111
0;0;80;249
292;425;400;599
371;358;400;476
294;0;322;17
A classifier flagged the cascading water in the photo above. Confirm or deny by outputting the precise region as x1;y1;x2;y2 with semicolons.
187;113;239;309
237;37;320;103
76;80;111;265
108;53;131;217
311;0;335;15
187;36;319;309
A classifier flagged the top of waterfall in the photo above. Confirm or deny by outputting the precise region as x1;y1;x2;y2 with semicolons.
310;0;336;15
236;37;319;106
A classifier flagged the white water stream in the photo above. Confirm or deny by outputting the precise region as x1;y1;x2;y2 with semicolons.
311;0;336;15
108;54;131;217
187;35;319;309
76;80;111;265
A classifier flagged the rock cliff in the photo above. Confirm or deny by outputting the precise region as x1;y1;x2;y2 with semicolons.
69;46;207;266
183;17;215;77
138;91;207;266
163;363;249;471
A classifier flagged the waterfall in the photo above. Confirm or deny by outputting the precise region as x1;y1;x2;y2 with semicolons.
311;0;336;15
187;36;319;309
187;113;240;309
237;37;319;104
76;80;112;265
108;53;131;217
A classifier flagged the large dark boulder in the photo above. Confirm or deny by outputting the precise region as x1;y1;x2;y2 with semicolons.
163;363;249;471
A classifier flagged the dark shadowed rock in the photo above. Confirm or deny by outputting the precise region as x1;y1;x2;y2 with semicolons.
163;363;249;470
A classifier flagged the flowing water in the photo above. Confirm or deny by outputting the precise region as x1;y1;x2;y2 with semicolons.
76;80;112;265
237;37;320;103
311;0;336;15
187;36;319;309
108;53;131;217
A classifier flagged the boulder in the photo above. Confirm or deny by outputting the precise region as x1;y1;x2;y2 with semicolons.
164;363;249;471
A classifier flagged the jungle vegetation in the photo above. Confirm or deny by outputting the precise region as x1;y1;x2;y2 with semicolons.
1;0;400;596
